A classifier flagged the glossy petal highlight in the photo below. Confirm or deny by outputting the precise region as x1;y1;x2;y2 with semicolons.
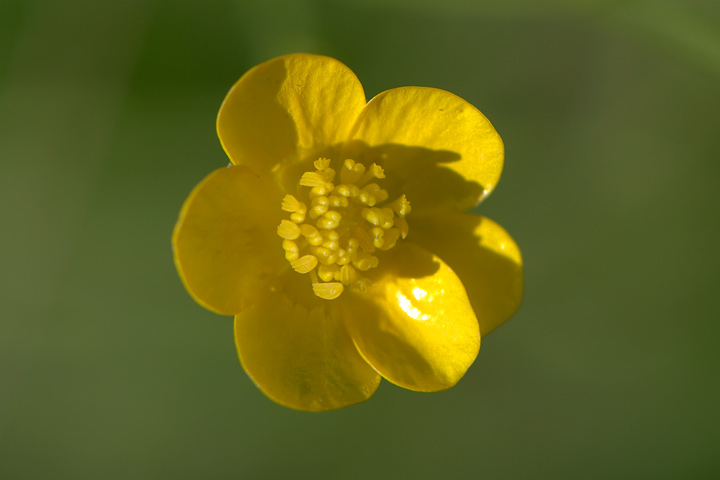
172;166;285;314
344;87;504;211
343;243;480;392
217;54;367;187
235;290;381;411
411;212;523;336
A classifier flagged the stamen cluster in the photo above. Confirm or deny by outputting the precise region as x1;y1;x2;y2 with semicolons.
277;158;411;300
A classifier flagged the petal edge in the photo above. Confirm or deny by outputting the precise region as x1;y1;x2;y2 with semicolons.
345;87;504;211
172;165;285;314
217;53;367;186
235;290;381;411
410;212;523;336
342;242;480;392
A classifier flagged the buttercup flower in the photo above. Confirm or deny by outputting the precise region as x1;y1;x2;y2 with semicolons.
172;54;522;411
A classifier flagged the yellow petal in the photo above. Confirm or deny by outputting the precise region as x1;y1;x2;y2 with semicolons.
235;289;381;411
342;242;480;392
172;165;285;315
410;212;522;336
344;87;504;211
217;54;367;190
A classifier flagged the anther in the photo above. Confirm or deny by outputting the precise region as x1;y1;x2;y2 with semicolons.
312;246;337;266
300;171;333;190
281;195;308;223
333;184;359;198
340;264;358;285
353;252;379;271
328;195;348;208
318;264;340;282
291;254;318;274
379;208;395;229
340;159;365;184
312;282;344;300
320;229;340;250
363;183;389;203
309;196;329;218
314;158;331;171
279;157;409;300
323;168;336;182
282;239;299;261
309;185;332;198
361;207;394;230
379;227;401;250
300;224;323;246
371;227;384;249
356;189;376;206
322;238;340;251
277;219;301;240
357;163;385;187
336;248;350;266
316;210;341;230
395;216;409;239
321;229;339;241
388;195;411;217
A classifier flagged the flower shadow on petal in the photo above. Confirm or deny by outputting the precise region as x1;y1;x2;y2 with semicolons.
411;212;523;336
219;55;368;195
341;293;446;390
370;239;441;280
342;140;486;211
348;244;442;381
344;243;480;391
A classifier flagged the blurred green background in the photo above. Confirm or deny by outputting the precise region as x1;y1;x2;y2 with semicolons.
2;0;719;478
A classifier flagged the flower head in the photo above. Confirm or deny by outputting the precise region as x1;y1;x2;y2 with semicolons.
172;54;523;411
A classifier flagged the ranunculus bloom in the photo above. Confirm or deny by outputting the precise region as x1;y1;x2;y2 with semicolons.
172;54;522;411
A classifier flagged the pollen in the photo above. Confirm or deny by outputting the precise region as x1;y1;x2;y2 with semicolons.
277;158;411;299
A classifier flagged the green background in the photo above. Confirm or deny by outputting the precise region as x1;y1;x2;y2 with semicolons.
2;0;719;478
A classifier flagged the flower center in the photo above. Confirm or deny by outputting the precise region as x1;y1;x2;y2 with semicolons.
277;158;411;300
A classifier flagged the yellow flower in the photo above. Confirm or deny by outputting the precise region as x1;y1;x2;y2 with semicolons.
172;54;522;411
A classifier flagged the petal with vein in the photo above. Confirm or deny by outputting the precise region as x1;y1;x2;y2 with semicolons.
172;165;285;315
343;242;480;392
410;212;523;336
217;53;366;189
235;290;381;411
345;87;503;211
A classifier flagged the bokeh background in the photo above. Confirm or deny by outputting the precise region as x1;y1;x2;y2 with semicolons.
2;0;719;478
